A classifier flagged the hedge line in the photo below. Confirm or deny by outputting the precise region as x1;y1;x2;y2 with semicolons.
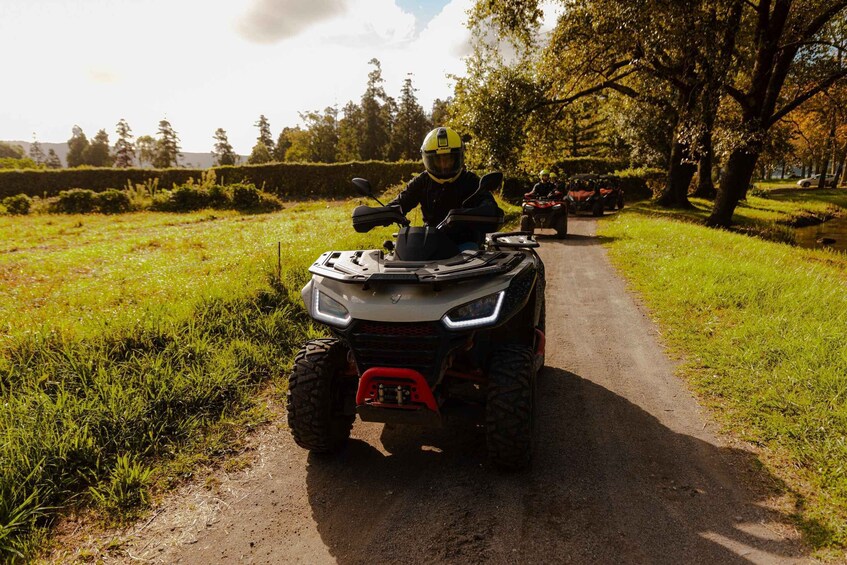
0;161;423;200
550;157;629;175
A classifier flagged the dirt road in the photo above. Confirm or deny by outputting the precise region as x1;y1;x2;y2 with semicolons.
116;216;808;564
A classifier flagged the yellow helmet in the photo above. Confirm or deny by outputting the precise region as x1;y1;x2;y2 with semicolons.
549;172;558;180
539;169;550;180
421;127;464;184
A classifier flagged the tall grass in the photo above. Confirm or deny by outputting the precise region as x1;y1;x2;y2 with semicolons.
600;207;847;552
0;200;394;559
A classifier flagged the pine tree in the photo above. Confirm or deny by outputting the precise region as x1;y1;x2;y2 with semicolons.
135;136;156;168
113;118;136;167
391;76;430;160
254;114;275;155
45;149;62;169
84;129;112;167
360;59;393;160
67;125;90;168
29;136;46;165
212;128;239;166
153;119;181;168
337;101;364;161
431;98;451;128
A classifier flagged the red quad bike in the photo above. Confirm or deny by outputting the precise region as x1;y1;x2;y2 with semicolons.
598;175;625;211
287;172;546;470
520;189;568;238
565;174;605;217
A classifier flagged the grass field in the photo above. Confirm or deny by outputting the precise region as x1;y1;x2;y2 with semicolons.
0;201;401;559
599;194;847;556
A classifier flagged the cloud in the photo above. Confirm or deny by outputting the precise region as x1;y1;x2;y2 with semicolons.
236;0;348;43
86;68;120;84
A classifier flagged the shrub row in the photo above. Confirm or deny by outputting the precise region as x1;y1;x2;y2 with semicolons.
549;157;629;176
0;160;422;200
40;182;283;215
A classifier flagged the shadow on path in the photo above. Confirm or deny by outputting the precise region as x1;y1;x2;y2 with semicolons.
305;368;806;564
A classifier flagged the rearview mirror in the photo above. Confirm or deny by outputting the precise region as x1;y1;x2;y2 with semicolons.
462;171;504;206
478;172;503;193
351;177;374;197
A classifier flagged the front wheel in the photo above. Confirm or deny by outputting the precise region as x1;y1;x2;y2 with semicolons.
520;214;534;233
554;213;567;238
617;194;625;209
592;200;603;217
287;338;355;453
486;344;535;470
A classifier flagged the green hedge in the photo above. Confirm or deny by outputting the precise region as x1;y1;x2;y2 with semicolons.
0;161;422;200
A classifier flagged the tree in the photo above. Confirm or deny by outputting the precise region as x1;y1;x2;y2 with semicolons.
153;119;181;168
67;125;90;168
212;128;239;166
282;128;312;161
84;129;112;167
431;98;452;127
45;149;62;169
391;76;431;160
113;119;136;168
0;141;24;159
360;58;394;160
298;107;339;162
136;135;156;168
29;136;45;165
255;114;275;156
337;102;364;161
248;141;272;164
275;127;298;161
708;3;847;226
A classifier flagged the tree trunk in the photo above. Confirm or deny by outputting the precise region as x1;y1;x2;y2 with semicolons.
657;139;695;208
707;147;759;227
693;151;716;198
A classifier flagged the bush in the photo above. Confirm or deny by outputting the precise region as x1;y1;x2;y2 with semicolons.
152;184;212;212
93;189;131;214
52;189;97;213
2;194;32;215
615;168;665;200
231;183;261;210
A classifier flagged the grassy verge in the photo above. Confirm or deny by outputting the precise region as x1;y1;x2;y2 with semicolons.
599;199;847;554
0;200;398;560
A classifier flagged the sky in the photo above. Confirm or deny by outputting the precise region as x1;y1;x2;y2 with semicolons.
0;0;477;154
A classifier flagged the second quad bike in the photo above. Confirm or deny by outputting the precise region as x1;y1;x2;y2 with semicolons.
520;189;568;238
566;174;605;216
287;172;546;469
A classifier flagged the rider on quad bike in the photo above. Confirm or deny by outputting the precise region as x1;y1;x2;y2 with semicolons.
287;128;546;469
520;169;568;238
388;127;501;250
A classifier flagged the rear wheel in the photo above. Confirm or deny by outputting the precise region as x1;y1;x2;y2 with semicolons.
287;338;354;453
520;214;534;233
486;344;535;470
617;194;625;209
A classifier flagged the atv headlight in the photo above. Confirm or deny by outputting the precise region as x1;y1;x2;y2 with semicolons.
552;204;562;209
523;205;533;213
442;291;505;330
313;290;351;327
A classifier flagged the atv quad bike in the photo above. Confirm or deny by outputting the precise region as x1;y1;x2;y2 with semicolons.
566;174;605;217
520;189;568;238
288;172;546;469
598;175;624;211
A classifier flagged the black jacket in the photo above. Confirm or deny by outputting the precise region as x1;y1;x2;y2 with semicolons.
528;181;558;198
389;170;501;244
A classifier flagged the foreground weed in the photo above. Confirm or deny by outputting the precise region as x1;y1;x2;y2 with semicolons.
89;455;153;517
